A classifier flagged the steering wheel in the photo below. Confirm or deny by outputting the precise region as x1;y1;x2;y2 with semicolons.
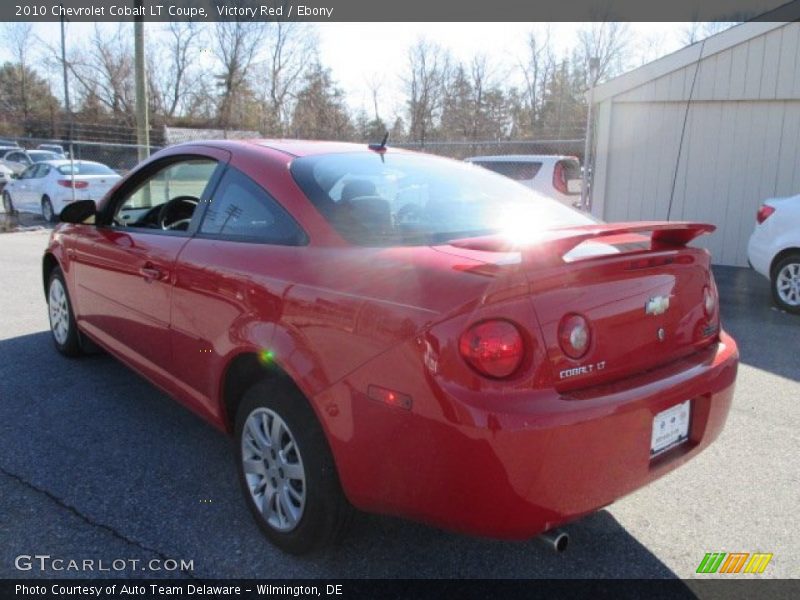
158;196;198;231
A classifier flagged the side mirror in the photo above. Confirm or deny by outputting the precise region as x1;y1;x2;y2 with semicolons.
60;199;96;224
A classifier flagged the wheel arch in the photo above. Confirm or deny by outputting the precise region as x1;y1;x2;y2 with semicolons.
42;252;60;298
220;351;315;436
770;247;800;279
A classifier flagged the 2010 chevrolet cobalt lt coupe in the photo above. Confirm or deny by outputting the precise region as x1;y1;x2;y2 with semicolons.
43;140;738;554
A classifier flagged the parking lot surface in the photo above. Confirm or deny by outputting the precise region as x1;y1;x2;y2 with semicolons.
0;229;798;579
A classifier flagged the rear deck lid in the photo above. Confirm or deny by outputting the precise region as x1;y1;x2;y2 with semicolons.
443;222;720;390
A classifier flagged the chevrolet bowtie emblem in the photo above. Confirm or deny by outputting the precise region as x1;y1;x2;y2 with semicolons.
645;295;670;316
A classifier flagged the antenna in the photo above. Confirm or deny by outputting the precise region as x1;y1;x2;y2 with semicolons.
368;132;389;152
666;37;706;221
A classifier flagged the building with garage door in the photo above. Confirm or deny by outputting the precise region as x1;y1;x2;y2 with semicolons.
589;21;800;266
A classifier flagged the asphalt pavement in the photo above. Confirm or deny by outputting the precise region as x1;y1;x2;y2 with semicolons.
0;228;798;579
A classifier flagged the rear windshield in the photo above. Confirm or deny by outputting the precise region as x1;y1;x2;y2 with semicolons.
473;160;542;181
30;152;59;163
290;152;596;246
57;163;116;176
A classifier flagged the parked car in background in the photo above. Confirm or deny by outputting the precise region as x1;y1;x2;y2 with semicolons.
28;150;63;164
37;143;67;158
0;148;33;175
42;140;737;554
3;160;120;222
0;163;14;195
747;194;800;313
466;154;583;208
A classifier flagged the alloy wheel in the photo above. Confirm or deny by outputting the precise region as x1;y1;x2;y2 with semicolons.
48;278;70;345
776;262;800;307
241;407;306;532
42;198;54;222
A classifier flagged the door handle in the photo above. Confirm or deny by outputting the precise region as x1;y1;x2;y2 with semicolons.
139;264;165;282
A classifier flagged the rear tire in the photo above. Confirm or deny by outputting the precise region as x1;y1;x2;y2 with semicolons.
47;267;81;357
771;253;800;314
42;196;56;223
3;191;14;214
235;380;352;554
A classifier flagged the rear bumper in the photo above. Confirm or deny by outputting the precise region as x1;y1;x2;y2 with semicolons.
319;331;738;539
746;233;772;280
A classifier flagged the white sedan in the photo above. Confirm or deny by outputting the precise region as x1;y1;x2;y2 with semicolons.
2;160;121;222
465;155;584;208
747;194;800;313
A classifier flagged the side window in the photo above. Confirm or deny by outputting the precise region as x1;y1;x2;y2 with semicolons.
35;165;49;178
199;168;306;245
20;165;37;179
113;158;217;231
475;161;542;181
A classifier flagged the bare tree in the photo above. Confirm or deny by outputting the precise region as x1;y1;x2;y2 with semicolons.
257;22;316;135
518;28;555;135
365;71;385;123
66;24;135;120
213;21;267;128
4;23;36;122
577;22;633;85
151;22;204;119
404;38;450;144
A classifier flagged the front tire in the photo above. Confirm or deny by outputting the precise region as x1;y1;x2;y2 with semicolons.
3;191;14;214
47;267;81;356
235;380;351;554
42;196;56;223
772;253;800;314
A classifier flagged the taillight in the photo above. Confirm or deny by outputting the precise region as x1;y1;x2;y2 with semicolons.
558;314;591;359
459;320;525;379
756;205;775;224
552;161;568;194
57;179;88;189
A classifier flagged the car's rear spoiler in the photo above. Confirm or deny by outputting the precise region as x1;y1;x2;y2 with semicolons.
448;221;716;264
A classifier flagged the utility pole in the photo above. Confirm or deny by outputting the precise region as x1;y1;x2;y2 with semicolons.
60;10;75;203
134;6;150;162
581;57;599;212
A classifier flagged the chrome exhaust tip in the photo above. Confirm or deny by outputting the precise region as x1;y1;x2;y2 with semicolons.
538;528;569;553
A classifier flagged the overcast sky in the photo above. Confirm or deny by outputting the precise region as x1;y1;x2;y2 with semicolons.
3;22;691;120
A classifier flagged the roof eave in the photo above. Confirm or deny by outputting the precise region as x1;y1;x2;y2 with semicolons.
590;21;786;104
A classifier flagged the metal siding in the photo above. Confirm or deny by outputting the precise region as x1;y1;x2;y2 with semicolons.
594;23;800;266
715;103;741;266
668;69;686;101
713;48;734;100
743;37;766;100
695;54;717;100
776;103;800;195
776;24;799;99
599;100;800;266
760;27;783;99
728;42;749;99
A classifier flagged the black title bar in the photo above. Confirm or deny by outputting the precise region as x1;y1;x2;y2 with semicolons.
3;0;800;22
4;579;800;600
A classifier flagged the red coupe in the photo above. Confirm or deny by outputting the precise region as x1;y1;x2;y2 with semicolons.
43;140;738;554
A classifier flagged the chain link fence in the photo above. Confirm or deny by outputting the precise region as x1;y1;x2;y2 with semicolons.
394;139;585;161
1;136;162;174
2;135;586;173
